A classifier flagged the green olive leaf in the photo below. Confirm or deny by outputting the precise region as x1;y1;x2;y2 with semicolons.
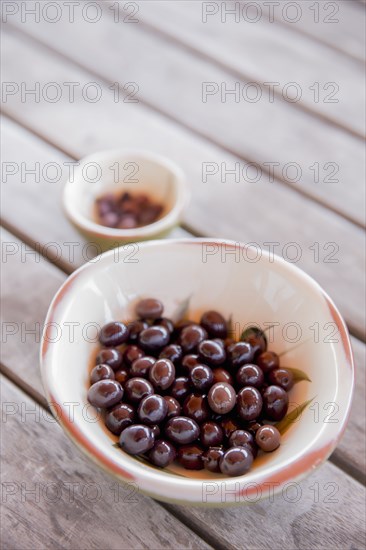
284;367;312;383
275;396;315;435
172;295;191;323
227;314;233;337
240;326;267;344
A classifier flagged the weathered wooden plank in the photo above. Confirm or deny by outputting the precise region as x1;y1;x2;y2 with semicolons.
133;0;365;135
255;0;366;62
1;231;365;550
1;35;365;338
168;459;366;550
1;228;365;483
331;336;366;483
140;0;366;63
271;0;366;62
0;227;66;402
0;121;88;272
5;0;365;137
0;375;212;550
3;17;365;227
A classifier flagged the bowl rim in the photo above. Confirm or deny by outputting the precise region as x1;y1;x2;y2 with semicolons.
62;148;189;239
40;238;354;505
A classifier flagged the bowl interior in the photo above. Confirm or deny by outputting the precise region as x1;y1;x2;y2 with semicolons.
64;150;182;230
42;240;353;504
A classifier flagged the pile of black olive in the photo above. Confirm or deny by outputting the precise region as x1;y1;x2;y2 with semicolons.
88;299;293;476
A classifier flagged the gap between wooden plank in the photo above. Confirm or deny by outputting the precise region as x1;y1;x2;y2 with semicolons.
3;22;365;230
0;363;49;410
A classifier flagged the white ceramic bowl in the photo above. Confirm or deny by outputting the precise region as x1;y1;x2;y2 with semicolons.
63;149;188;248
40;239;354;506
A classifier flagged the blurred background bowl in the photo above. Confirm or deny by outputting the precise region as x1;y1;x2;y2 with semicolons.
63;149;189;249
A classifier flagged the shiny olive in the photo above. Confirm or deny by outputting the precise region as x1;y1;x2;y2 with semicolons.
154;317;174;335
165;416;200;444
236;364;264;388
200;421;224;447
178;444;204;470
212;338;225;348
220;416;241;439
208;382;236;414
189;364;214;392
198;340;226;366
130;356;155;378
159;344;183;365
149;358;175;390
124;377;154;403
150;424;161;439
135;298;164;320
119;424;155;455
268;368;294;391
87;380;123;409
212;368;233;386
138;394;168;425
257;351;279;374
181;354;199;374
114;368;129;385
105;403;135;435
163;396;182;418
179;324;208;353
228;429;257;457
174;319;196;335
96;348;122;371
237;386;263;421
183;393;210;424
128;320;149;343
170;377;191;402
203;447;225;473
241;327;267;356
149;439;176;467
123;345;145;367
220;447;253;476
262;385;288;421
256;425;281;452
247;420;263;435
138;326;170;353
200;310;228;339
228;342;254;369
224;337;236;350
99;322;129;347
90;364;115;384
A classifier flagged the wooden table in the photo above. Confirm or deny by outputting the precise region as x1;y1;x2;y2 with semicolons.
1;1;365;548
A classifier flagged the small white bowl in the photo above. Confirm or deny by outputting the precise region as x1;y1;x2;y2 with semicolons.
63;149;189;248
40;239;354;506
